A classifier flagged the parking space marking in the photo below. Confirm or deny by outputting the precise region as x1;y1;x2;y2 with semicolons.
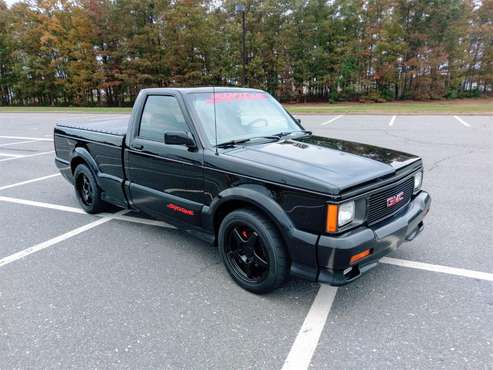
454;116;471;127
389;115;397;126
0;196;86;214
0;135;53;141
0;210;127;268
0;174;60;191
282;285;338;370
0;152;24;158
0;140;39;147
2;193;491;281
320;115;343;126
381;257;493;282
0;150;55;162
111;214;175;229
0;195;175;229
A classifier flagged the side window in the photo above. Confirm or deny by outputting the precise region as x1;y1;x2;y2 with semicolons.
139;96;187;142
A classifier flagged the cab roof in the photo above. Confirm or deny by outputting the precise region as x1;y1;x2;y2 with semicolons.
140;87;265;95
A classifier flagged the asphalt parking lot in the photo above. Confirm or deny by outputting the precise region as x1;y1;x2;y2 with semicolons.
0;112;492;369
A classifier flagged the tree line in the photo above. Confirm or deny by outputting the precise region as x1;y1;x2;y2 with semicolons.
0;0;492;106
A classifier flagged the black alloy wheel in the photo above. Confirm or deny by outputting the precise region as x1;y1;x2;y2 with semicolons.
73;163;108;214
77;173;94;207
224;224;270;283
218;208;289;294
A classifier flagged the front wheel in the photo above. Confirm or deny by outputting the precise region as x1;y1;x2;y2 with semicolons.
218;208;290;294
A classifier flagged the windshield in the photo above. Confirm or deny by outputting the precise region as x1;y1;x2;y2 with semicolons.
186;91;302;146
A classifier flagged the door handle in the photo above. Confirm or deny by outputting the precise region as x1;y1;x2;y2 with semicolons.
133;144;144;150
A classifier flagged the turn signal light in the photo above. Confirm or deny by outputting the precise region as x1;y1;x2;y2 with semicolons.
350;249;371;265
326;204;338;233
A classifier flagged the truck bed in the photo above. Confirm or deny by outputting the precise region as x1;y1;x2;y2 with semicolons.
54;116;129;207
56;117;129;136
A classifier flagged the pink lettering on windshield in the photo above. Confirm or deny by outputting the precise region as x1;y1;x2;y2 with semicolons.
206;92;267;104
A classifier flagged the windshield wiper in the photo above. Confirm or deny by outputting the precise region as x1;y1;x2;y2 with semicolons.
272;130;312;138
215;130;311;148
216;135;280;148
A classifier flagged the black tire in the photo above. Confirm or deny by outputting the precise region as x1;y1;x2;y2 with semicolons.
73;164;108;214
218;208;290;294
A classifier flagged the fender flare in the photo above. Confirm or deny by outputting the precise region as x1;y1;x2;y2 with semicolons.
206;184;295;235
70;147;100;179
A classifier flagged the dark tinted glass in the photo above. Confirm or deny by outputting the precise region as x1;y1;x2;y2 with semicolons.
139;96;187;141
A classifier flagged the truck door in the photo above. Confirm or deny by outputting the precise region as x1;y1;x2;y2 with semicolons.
124;94;206;227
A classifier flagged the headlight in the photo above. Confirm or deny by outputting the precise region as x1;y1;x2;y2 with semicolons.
338;201;355;227
413;171;423;194
326;200;357;233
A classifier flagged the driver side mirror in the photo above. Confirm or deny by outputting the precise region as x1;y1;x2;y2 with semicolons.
164;131;197;149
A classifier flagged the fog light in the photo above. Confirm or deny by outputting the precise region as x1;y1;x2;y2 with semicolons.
350;249;371;265
343;267;353;276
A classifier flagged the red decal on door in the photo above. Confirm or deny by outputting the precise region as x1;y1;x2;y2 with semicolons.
167;203;194;216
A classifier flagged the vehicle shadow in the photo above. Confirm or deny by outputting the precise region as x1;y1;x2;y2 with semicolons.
114;209;320;304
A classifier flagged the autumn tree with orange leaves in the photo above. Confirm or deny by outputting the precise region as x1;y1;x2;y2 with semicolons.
0;0;491;106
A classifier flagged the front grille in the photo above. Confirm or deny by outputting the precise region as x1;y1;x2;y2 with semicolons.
367;177;414;224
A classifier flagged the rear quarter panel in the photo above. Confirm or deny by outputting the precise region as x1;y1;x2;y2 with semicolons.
54;126;127;207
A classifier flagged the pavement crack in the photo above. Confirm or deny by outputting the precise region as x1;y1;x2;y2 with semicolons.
427;149;478;172
382;129;471;148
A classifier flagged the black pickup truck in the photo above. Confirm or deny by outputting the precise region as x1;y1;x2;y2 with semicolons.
54;87;431;293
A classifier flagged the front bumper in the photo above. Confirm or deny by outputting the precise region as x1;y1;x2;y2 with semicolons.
316;191;431;285
288;191;431;285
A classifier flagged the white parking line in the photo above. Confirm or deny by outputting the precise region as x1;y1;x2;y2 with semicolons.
0;210;127;268
0;196;86;214
0;140;39;147
320;115;343;126
111;214;175;229
0;152;23;158
389;115;397;126
0;135;53;141
2;192;491;282
2;189;491;282
0;150;54;162
453;116;471;127
381;257;493;282
1;171;490;369
282;255;493;370
282;285;338;370
0;195;175;229
0;173;60;191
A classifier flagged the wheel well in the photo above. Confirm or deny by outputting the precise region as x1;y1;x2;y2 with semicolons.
213;199;285;245
70;157;86;174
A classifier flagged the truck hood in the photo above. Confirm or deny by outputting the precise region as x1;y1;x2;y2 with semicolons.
223;135;420;194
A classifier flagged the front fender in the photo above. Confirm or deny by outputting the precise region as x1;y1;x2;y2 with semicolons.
207;184;295;235
207;184;319;279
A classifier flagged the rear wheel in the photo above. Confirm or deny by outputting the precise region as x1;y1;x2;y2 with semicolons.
74;164;108;214
218;208;289;294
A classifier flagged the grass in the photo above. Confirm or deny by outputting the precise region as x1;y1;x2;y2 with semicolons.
0;106;132;113
285;98;493;114
0;98;491;114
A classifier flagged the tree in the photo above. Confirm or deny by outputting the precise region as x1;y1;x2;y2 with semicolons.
0;0;491;106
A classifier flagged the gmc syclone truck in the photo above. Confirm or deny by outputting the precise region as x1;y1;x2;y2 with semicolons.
54;87;431;293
